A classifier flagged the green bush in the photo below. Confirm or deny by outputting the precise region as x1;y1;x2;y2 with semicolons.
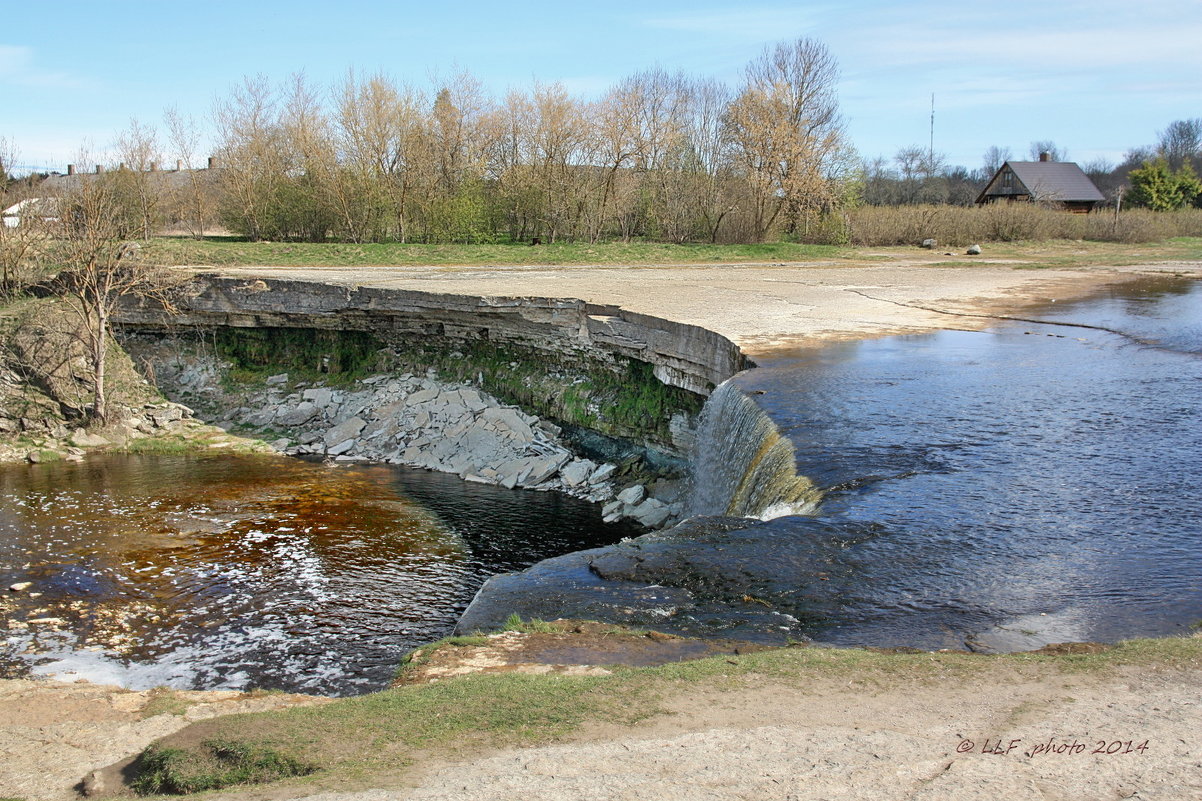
133;739;316;795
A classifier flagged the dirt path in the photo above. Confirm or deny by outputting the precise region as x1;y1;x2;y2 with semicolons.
387;660;1200;801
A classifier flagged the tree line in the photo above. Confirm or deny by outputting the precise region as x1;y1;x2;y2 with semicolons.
9;39;861;245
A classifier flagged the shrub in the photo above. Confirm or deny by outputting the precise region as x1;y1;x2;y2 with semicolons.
845;204;1202;246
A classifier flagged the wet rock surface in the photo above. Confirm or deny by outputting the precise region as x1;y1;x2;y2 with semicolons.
457;516;880;643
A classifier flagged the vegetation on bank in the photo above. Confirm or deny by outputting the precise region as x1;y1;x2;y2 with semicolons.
126;633;1202;795
209;325;704;445
134;213;1202;271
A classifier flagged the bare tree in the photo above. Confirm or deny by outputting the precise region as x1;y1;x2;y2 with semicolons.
164;107;216;238
981;145;1012;176
1028;140;1066;161
52;157;178;423
112;118;163;238
1157;118;1202;170
0;139;49;296
725;38;850;240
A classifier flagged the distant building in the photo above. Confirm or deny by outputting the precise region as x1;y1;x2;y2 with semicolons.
976;152;1105;212
2;197;58;228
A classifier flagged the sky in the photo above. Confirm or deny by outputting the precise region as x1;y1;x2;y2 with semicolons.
3;0;1200;174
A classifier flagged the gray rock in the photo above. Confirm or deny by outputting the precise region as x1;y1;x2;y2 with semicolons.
482;407;534;442
515;453;571;486
629;498;672;528
617;484;647;505
323;416;366;447
266;373;289;385
588;463;618;484
967;243;982;255
327;438;356;456
405;388;440;406
303;387;334;407
560;459;597;487
601;500;623;522
69;429;109;448
277;402;319;427
921;238;937;249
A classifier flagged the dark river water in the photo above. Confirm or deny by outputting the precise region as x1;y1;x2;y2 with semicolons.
737;275;1201;651
0;457;637;695
2;275;1198;693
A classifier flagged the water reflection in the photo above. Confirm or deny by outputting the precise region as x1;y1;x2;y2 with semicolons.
739;277;1202;650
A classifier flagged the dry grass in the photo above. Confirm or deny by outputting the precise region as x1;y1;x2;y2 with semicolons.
843;205;1202;247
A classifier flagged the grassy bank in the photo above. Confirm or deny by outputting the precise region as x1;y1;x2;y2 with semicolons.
141;238;846;268
137;233;1202;273
129;633;1202;795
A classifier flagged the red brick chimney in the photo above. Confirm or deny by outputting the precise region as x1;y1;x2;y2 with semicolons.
1039;152;1051;162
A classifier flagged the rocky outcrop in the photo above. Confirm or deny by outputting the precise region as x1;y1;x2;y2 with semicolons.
116;275;749;397
147;353;689;523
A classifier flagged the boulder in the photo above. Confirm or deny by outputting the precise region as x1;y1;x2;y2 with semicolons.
277;402;319;427
560;459;597;487
628;498;672;528
967;243;982;255
588;463;618;484
921;238;937;249
482;407;534;442
323;416;366;447
327;439;357;456
616;484;647;505
266;373;289;385
303;387;334;408
69;429;110;448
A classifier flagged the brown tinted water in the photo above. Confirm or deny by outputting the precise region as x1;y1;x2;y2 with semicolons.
0;454;637;695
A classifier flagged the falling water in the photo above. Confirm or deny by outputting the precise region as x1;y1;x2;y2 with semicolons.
688;381;820;519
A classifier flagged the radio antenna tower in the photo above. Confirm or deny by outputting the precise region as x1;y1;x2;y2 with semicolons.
929;93;935;163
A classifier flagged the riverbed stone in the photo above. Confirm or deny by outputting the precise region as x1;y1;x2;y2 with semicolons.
277;402;318;426
303;387;334;407
617;484;647;505
266;373;289;385
69;429;109;448
560;459;597;487
628;497;672;528
483;407;534;442
588;463;618;484
323;416;366;447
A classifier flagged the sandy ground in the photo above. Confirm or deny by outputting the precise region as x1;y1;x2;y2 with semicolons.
198;256;1202;354
392;657;1202;801
0;680;330;800
4;256;1201;800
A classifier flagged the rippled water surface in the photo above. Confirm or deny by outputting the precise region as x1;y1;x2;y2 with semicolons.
0;456;636;695
739;276;1202;650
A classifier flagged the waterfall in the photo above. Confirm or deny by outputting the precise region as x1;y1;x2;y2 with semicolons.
687;381;821;520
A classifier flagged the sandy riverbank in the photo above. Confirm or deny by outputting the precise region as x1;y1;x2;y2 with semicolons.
197;254;1202;355
4;255;1200;801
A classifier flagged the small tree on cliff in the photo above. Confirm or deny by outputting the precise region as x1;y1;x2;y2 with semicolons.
53;165;179;424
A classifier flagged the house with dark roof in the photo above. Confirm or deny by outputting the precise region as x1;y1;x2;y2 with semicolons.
976;153;1105;212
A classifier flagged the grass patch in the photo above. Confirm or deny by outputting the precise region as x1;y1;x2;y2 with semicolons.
141;237;845;268
131;633;1200;794
139;688;194;719
132;739;316;795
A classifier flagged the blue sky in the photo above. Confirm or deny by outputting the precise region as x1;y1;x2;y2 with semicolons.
3;0;1200;174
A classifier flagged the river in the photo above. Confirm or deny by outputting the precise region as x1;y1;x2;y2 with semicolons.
2;275;1199;694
